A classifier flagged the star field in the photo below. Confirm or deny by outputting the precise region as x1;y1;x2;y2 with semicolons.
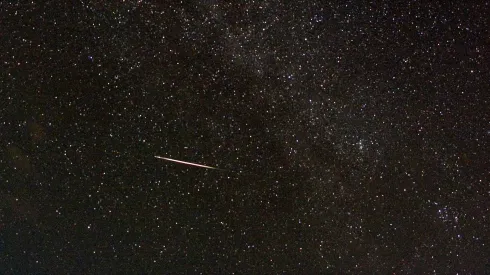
1;1;489;273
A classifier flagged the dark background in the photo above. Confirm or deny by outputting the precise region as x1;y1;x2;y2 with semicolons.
0;0;489;273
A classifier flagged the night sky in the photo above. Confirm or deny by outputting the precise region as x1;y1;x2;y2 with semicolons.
1;1;489;273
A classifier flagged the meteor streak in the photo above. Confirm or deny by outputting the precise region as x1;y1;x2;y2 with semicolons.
155;156;218;170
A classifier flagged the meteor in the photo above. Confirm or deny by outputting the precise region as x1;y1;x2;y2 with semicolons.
155;156;219;170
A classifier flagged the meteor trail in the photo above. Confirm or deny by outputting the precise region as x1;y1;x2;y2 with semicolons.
155;156;218;170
